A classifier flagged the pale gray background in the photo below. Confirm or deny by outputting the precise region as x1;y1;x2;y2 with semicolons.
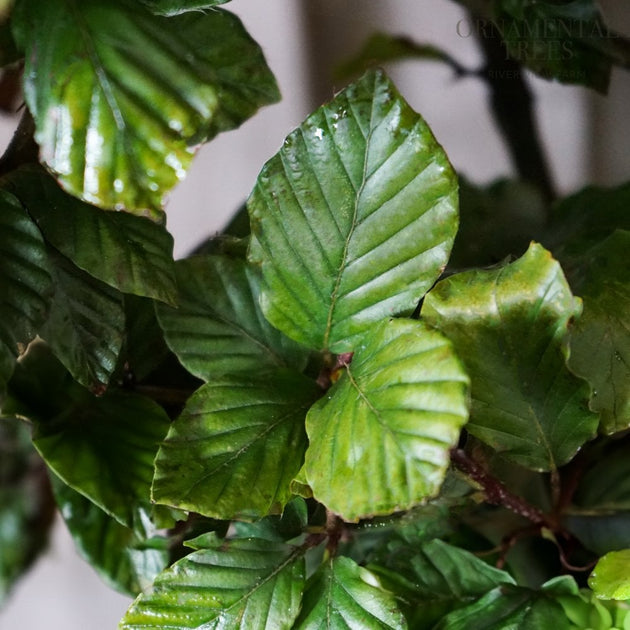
0;0;628;627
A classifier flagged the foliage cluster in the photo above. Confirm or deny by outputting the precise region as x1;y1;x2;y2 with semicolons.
1;0;630;628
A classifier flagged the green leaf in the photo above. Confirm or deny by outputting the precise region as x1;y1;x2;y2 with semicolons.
494;0;613;93
450;178;547;269
0;416;54;604
335;33;469;80
589;550;630;601
248;69;459;353
369;539;515;628
565;231;630;434
39;249;125;392
423;243;598;472
31;390;171;528
52;476;168;596
141;0;230;16
156;255;309;381
0;189;53;395
435;583;571;629
573;445;630;513
304;318;469;522
124;295;171;382
232;497;308;542
294;556;407;629
13;0;279;215
120;535;305;630
152;369;321;520
546;182;630;256
9;167;177;304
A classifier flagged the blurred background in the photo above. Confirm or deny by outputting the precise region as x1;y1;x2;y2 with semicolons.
0;0;628;626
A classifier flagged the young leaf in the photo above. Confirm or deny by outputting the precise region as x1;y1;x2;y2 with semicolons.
294;556;407;629
52;477;168;596
369;538;515;628
0;189;53;393
12;0;279;215
156;255;309;382
304;318;469;522
565;231;630;434
589;550;630;601
9;167;177;304
423;243;598;472
31;390;171;528
39;249;125;392
120;535;305;630
248;69;458;353
152;370;321;520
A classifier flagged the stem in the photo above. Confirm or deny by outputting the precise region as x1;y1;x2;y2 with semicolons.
451;448;547;525
473;18;556;204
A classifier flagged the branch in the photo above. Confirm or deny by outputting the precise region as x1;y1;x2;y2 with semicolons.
450;448;547;525
474;21;556;204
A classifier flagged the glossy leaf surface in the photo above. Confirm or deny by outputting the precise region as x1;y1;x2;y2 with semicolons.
9;168;177;304
565;231;630;434
423;243;598;472
52;477;168;596
589;550;630;600
32;391;170;527
152;370;321;520
294;556;407;629
40;250;125;392
13;0;279;214
0;189;52;393
120;535;305;629
304;318;469;521
370;538;515;628
156;255;309;381
248;69;458;353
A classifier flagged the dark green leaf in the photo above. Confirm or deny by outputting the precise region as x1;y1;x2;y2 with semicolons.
435;583;570;629
589;550;630;601
232;497;308;542
565;231;630;434
156;255;309;381
494;0;614;93
248;69;458;353
120;535;305;630
370;538;514;629
0;189;53;396
39;249;125;392
31;390;170;528
304;318;469;522
141;0;230;16
423;243;598;472
124;295;171;382
545;182;630;258
566;513;630;557
152;370;321;520
52;476;168;596
9;167;177;304
450;178;547;269
336;32;469;80
0;416;54;604
13;0;279;214
294;556;407;629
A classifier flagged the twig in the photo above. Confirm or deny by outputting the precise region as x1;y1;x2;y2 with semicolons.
450;448;547;525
